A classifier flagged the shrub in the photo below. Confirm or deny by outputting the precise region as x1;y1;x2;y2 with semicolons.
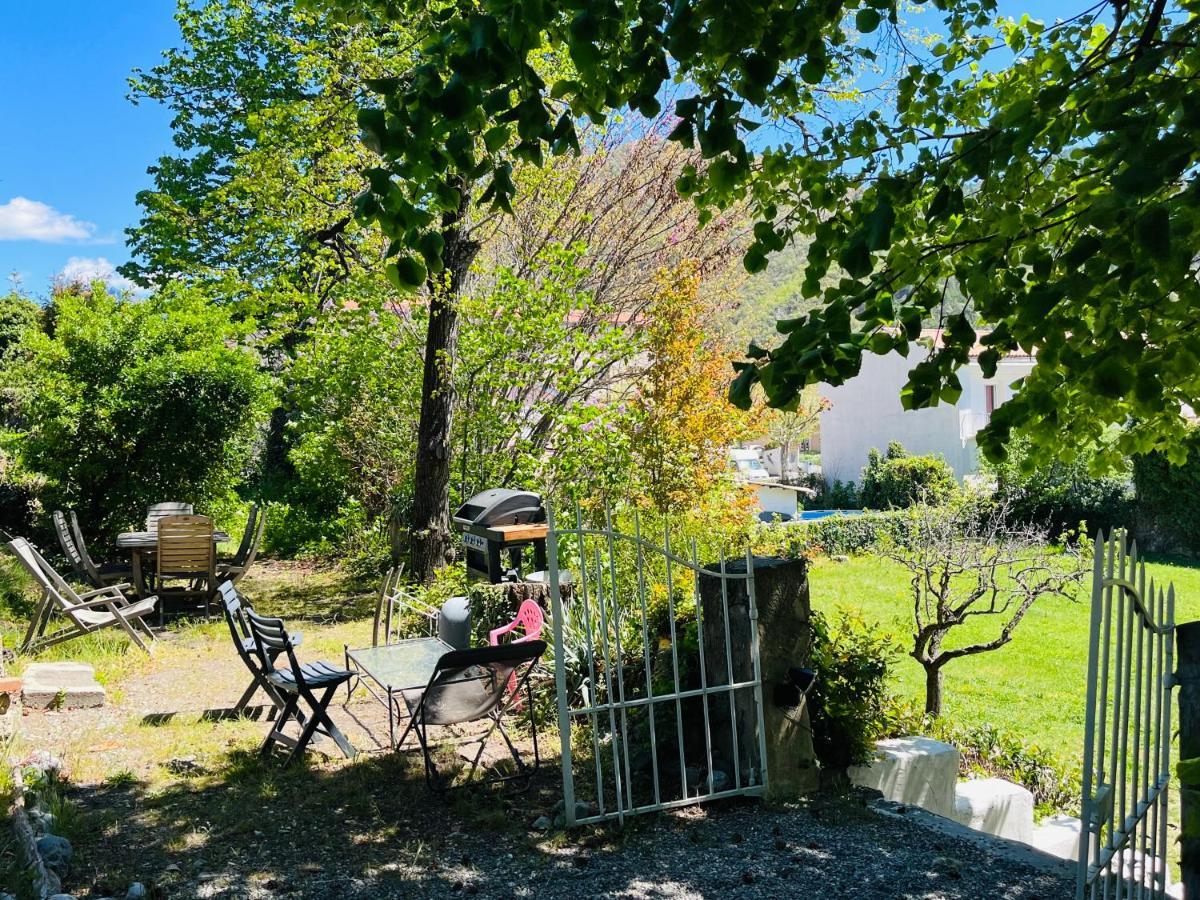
4;283;271;541
752;508;919;558
986;434;1134;539
808;608;900;771
798;473;860;510
859;442;957;510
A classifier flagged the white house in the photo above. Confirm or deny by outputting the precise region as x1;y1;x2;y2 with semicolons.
819;331;1035;485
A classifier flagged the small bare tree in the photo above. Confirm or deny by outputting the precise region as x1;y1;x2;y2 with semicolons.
883;499;1088;716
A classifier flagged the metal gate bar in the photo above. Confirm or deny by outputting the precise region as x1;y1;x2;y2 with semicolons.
547;502;769;826
1079;530;1175;899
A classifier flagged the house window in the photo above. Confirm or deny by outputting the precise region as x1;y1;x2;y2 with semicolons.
985;384;996;418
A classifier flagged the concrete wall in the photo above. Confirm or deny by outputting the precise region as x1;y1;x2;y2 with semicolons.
819;346;1033;486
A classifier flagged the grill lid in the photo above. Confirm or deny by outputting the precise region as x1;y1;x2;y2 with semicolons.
452;489;544;528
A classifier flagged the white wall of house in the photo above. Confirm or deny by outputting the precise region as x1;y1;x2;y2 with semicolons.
819;345;1034;485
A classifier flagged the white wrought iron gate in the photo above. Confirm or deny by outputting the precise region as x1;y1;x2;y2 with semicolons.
546;504;769;826
1079;530;1176;899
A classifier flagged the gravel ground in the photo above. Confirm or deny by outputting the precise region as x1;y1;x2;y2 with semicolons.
172;797;1072;900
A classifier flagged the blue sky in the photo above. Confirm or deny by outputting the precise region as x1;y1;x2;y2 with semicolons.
0;2;177;297
0;1;1074;299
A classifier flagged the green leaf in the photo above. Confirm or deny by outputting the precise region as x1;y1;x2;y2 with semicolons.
800;59;826;85
864;200;895;251
417;231;445;273
839;239;872;278
1136;205;1170;261
1091;355;1134;398
387;254;427;290
855;9;882;33
483;125;510;153
729;364;757;410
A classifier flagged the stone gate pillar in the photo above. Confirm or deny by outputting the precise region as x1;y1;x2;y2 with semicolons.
698;555;818;799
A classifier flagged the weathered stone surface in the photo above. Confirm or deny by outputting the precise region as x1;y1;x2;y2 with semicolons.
699;556;818;799
1029;813;1083;861
849;736;960;818
0;676;21;739
21;662;105;709
36;834;73;877
951;777;1035;844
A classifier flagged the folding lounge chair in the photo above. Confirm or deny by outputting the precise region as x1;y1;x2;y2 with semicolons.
245;609;355;766
55;510;132;588
8;537;158;654
218;504;265;586
397;640;546;789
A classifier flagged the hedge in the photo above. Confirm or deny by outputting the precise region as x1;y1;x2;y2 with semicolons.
1133;430;1200;555
752;508;920;558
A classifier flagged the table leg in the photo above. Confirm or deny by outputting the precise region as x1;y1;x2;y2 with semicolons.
132;550;149;599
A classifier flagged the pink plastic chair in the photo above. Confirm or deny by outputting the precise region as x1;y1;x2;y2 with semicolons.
489;599;545;703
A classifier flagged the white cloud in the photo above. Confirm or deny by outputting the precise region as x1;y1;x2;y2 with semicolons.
0;197;97;242
58;257;139;293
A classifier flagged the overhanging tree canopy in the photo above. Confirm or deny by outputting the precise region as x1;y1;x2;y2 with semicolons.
324;0;1200;467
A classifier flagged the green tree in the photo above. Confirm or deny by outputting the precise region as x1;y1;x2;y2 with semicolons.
5;284;270;539
284;293;424;552
324;0;1200;468
0;292;40;359
124;0;398;311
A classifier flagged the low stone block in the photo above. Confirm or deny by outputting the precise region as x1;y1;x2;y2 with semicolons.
951;777;1034;844
848;736;959;818
0;676;21;739
21;663;105;710
1029;813;1082;861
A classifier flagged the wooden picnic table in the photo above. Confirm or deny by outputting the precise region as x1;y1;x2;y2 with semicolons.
116;529;231;599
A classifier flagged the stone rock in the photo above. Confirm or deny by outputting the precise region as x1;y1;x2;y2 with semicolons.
126;882;148;899
37;834;73;877
707;769;730;793
47;895;76;900
951;777;1034;844
0;676;21;740
29;808;55;833
1;891;17;900
1028;813;1083;861
22;663;105;709
551;799;595;827
530;816;552;831
849;736;960;819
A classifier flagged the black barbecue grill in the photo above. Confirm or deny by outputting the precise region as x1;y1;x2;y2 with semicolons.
453;489;547;582
452;489;544;529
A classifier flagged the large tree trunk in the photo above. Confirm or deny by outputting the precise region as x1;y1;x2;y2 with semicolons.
924;664;943;717
407;188;480;584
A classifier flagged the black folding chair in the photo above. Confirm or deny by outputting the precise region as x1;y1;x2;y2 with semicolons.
397;640;545;789
244;608;356;767
218;581;303;715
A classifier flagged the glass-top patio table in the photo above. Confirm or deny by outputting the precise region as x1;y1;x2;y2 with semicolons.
344;636;453;749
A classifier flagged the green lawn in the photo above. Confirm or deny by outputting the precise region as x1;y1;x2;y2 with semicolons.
808;553;1200;768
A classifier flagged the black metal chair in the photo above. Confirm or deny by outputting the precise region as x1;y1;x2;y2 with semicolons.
244;608;355;766
218;581;303;715
397;640;545;789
